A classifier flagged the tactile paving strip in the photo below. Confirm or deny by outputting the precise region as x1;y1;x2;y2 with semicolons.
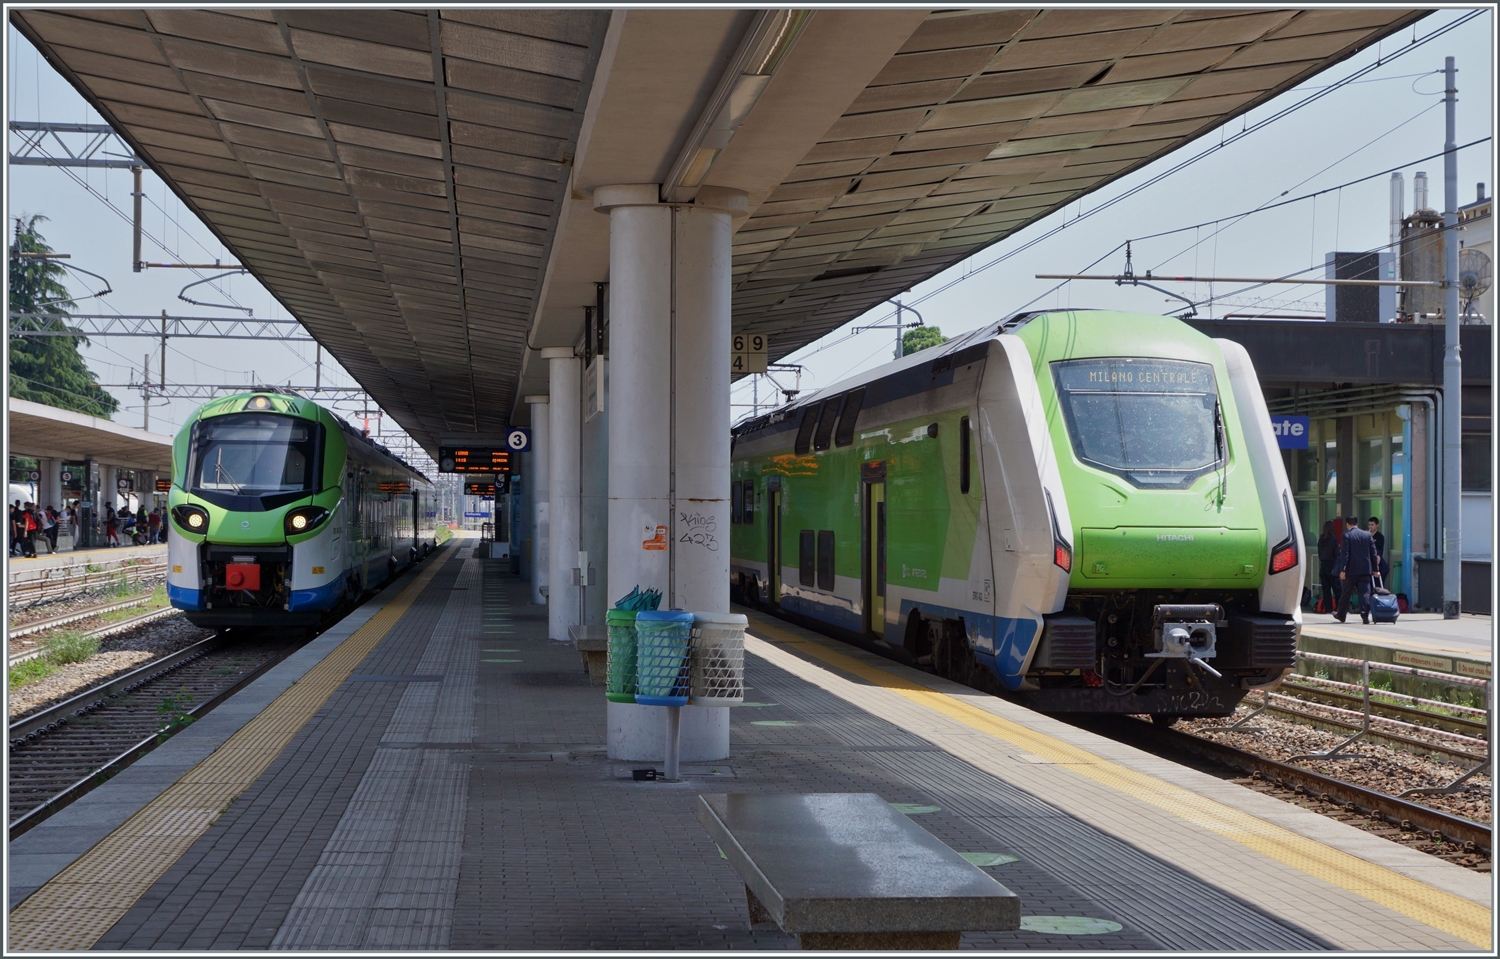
745;617;1491;950
5;551;457;953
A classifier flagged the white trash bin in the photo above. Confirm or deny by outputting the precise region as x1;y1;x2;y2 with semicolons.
689;611;746;706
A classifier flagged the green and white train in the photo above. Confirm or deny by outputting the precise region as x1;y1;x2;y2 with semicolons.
730;310;1303;717
166;392;436;627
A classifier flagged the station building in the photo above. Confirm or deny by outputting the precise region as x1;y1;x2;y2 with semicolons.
7;397;173;548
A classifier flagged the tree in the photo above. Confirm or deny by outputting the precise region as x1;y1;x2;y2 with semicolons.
898;324;947;358
8;215;119;418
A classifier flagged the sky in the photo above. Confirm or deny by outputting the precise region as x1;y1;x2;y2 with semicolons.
5;6;1496;445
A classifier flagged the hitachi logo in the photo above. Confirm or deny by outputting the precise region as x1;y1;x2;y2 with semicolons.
1156;534;1195;542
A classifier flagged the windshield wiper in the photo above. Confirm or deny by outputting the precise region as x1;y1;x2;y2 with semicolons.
213;448;242;494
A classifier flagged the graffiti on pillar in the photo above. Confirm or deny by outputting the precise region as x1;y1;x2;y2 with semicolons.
642;525;668;550
677;511;719;551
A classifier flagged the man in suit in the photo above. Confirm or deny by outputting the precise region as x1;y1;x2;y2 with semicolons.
1333;514;1380;624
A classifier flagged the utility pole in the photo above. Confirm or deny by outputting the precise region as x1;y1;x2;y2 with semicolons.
131;165;143;272
1441;57;1462;619
894;300;906;358
142;353;150;431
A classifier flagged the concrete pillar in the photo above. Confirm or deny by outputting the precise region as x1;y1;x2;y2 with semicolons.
525;395;550;605
594;184;746;763
543;347;581;641
670;203;733;613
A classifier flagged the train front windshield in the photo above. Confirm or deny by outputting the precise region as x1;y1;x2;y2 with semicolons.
190;414;317;498
1052;358;1222;489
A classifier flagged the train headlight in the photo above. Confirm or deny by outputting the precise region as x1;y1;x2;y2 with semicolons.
171;505;210;533
285;506;331;536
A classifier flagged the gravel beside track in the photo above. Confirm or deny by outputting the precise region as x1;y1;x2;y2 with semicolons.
7;631;303;832
7;576;167;630
9;616;214;720
1182;708;1492;826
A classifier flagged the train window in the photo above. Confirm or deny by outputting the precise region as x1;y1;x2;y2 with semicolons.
798;529;815;586
1052;357;1222;489
960;415;971;494
742;480;754;524
816;530;835;590
731;483;743;524
834;388;864;447
794;403;821;455
189;414;319;504
812;396;840;451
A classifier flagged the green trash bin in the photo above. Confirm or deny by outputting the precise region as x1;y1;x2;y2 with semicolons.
605;608;638;703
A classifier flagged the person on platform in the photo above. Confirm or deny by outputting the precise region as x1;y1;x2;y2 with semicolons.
148;508;162;544
21;502;39;557
39;506;58;554
105;505;120;547
9;501;22;557
1366;516;1390;579
1333;514;1380;624
1316;520;1339;611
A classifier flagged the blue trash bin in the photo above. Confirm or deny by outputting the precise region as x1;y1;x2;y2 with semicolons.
634;609;693;706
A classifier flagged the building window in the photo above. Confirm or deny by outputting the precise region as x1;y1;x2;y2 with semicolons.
1462;433;1491;491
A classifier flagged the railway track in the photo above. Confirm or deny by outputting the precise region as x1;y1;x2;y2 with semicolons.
6;629;309;839
1093;717;1491;854
8;558;168;610
9;603;179;666
9;593;159;642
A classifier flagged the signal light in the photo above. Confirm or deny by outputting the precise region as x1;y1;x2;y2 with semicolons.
1269;542;1298;574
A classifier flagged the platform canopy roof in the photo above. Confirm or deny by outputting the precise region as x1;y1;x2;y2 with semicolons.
12;7;1427;451
7;398;174;472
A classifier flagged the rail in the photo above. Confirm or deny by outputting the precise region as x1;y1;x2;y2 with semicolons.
8;559;168;608
1231;649;1491;799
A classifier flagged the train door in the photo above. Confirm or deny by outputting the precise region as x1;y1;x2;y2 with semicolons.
862;461;887;639
765;483;782;605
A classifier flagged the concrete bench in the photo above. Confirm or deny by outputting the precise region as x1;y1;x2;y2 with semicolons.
568;624;607;685
698;792;1019;950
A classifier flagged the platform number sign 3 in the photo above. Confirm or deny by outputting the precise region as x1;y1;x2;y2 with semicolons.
732;333;768;374
506;428;531;454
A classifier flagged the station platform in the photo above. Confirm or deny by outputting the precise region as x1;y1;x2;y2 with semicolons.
7;542;166;577
7;538;1490;951
1302;611;1492;665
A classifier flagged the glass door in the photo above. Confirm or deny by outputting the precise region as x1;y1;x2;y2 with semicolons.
766;489;781;605
864;480;886;637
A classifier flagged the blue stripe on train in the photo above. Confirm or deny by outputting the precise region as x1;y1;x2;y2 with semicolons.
167;583;204;611
289;577;344;612
896;598;1038;691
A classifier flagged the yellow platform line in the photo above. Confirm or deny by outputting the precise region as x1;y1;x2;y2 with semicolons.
6;550;457;952
745;615;1491;950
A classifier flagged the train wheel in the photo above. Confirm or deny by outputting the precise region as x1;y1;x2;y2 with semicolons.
1150;714;1182;727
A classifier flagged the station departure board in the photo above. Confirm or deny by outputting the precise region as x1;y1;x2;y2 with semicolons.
465;476;511;496
438;446;511;473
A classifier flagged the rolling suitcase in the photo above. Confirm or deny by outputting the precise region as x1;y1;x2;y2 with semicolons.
1370;575;1399;625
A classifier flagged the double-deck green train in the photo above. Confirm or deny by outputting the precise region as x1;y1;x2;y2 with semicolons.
166;392;436;627
730;310;1303;717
